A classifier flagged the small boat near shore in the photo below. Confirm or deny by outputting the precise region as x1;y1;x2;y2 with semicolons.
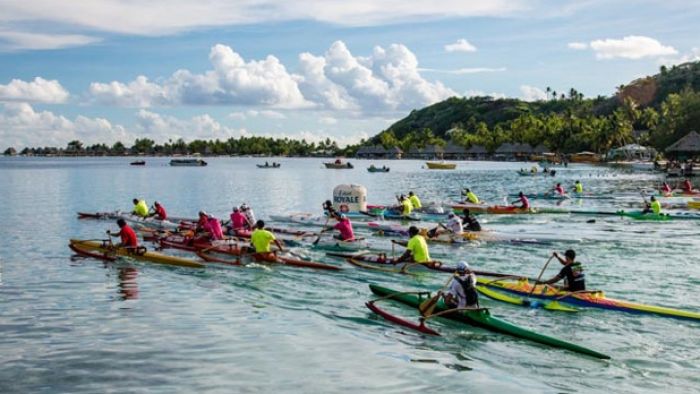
324;160;353;169
367;165;389;173
130;160;146;166
425;161;456;170
257;162;281;168
170;159;207;166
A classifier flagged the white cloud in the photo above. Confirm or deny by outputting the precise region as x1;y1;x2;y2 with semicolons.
589;36;677;59
0;102;129;148
0;1;530;39
445;39;477;53
229;109;286;120
658;47;700;66
89;44;310;108
0;77;70;103
0;31;100;51
567;42;588;50
89;41;456;114
134;109;246;141
520;85;547;101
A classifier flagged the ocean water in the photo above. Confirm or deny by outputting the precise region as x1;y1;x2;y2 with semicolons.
0;156;698;393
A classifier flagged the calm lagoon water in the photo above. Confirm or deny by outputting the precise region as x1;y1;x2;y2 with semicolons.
1;156;698;393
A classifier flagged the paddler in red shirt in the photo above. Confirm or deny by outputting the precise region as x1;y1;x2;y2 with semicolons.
553;183;566;196
229;207;247;234
149;201;167;220
661;182;672;194
320;214;355;241
107;218;139;248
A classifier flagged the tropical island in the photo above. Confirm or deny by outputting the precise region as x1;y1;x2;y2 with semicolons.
4;61;700;161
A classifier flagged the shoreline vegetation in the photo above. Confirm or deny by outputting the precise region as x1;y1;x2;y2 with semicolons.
4;62;700;162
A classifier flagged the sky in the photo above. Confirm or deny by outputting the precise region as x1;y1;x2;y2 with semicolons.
1;0;699;149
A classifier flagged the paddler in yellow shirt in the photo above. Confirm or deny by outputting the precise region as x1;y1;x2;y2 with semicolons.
462;188;480;204
642;196;662;215
396;226;431;263
399;195;413;218
131;198;149;217
573;180;583;194
250;220;284;260
407;191;422;210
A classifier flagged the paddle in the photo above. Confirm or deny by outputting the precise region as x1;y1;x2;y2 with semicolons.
313;216;331;245
418;273;455;317
521;255;555;308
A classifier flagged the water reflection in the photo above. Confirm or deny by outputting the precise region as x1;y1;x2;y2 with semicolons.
117;266;139;300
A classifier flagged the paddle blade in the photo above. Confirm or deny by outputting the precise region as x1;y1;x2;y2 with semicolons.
543;301;578;312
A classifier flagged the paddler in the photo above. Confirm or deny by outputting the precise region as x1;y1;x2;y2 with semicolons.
229;207;247;233
462;188;480;204
395;226;430;263
573;180;583;194
511;192;531;210
320;213;355;241
408;191;422;210
240;203;256;228
682;178;695;193
642;196;662;215
107;218;139;248
661;182;673;194
131;198;149;218
553;183;566;196
399;195;413;218
461;208;482;232
538;250;585;291
149;201;167;220
429;212;462;238
442;261;479;308
251;220;284;255
202;215;224;241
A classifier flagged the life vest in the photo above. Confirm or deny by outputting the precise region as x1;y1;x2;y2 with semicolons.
565;262;586;291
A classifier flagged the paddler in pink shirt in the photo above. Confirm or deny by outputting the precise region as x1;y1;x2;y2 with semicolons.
321;214;355;241
229;207;247;233
203;215;224;241
511;191;530;209
553;183;566;196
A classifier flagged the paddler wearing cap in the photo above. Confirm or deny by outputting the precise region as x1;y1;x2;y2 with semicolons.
149;201;167;220
240;203;256;229
396;226;430;263
430;212;463;238
319;213;355;241
442;261;479;308
229;206;247;232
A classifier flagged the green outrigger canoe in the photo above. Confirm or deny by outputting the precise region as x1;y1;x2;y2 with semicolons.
369;284;610;359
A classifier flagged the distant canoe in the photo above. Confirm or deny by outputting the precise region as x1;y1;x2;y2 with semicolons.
425;161;456;170
170;159;207;166
367;166;389;173
130;160;146;166
324;162;354;169
257;163;281;168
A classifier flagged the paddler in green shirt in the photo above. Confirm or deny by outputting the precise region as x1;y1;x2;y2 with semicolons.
398;195;413;218
462;188;480;204
642;196;662;215
250;220;284;254
396;226;430;263
407;191;422;209
573;180;583;194
131;198;149;217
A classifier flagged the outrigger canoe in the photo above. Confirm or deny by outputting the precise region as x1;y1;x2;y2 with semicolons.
369;284;610;359
69;239;205;268
197;250;341;271
476;277;700;322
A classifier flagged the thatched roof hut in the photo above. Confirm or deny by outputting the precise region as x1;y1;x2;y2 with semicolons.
666;131;700;158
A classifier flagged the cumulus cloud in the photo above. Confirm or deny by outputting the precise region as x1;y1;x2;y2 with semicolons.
445;39;477;53
0;77;69;103
420;67;506;74
567;42;588;50
572;36;678;59
89;44;310;108
464;90;506;99
659;47;700;66
229;109;286;120
89;41;456;114
0;1;530;39
0;31;100;51
520;85;547;101
318;116;337;125
0;102;129;147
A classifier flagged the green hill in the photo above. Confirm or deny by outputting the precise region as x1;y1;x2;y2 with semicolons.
362;61;700;155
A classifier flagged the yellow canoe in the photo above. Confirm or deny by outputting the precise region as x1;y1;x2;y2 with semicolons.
69;239;205;268
688;201;700;209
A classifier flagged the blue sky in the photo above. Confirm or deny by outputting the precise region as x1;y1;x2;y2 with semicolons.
1;0;699;148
